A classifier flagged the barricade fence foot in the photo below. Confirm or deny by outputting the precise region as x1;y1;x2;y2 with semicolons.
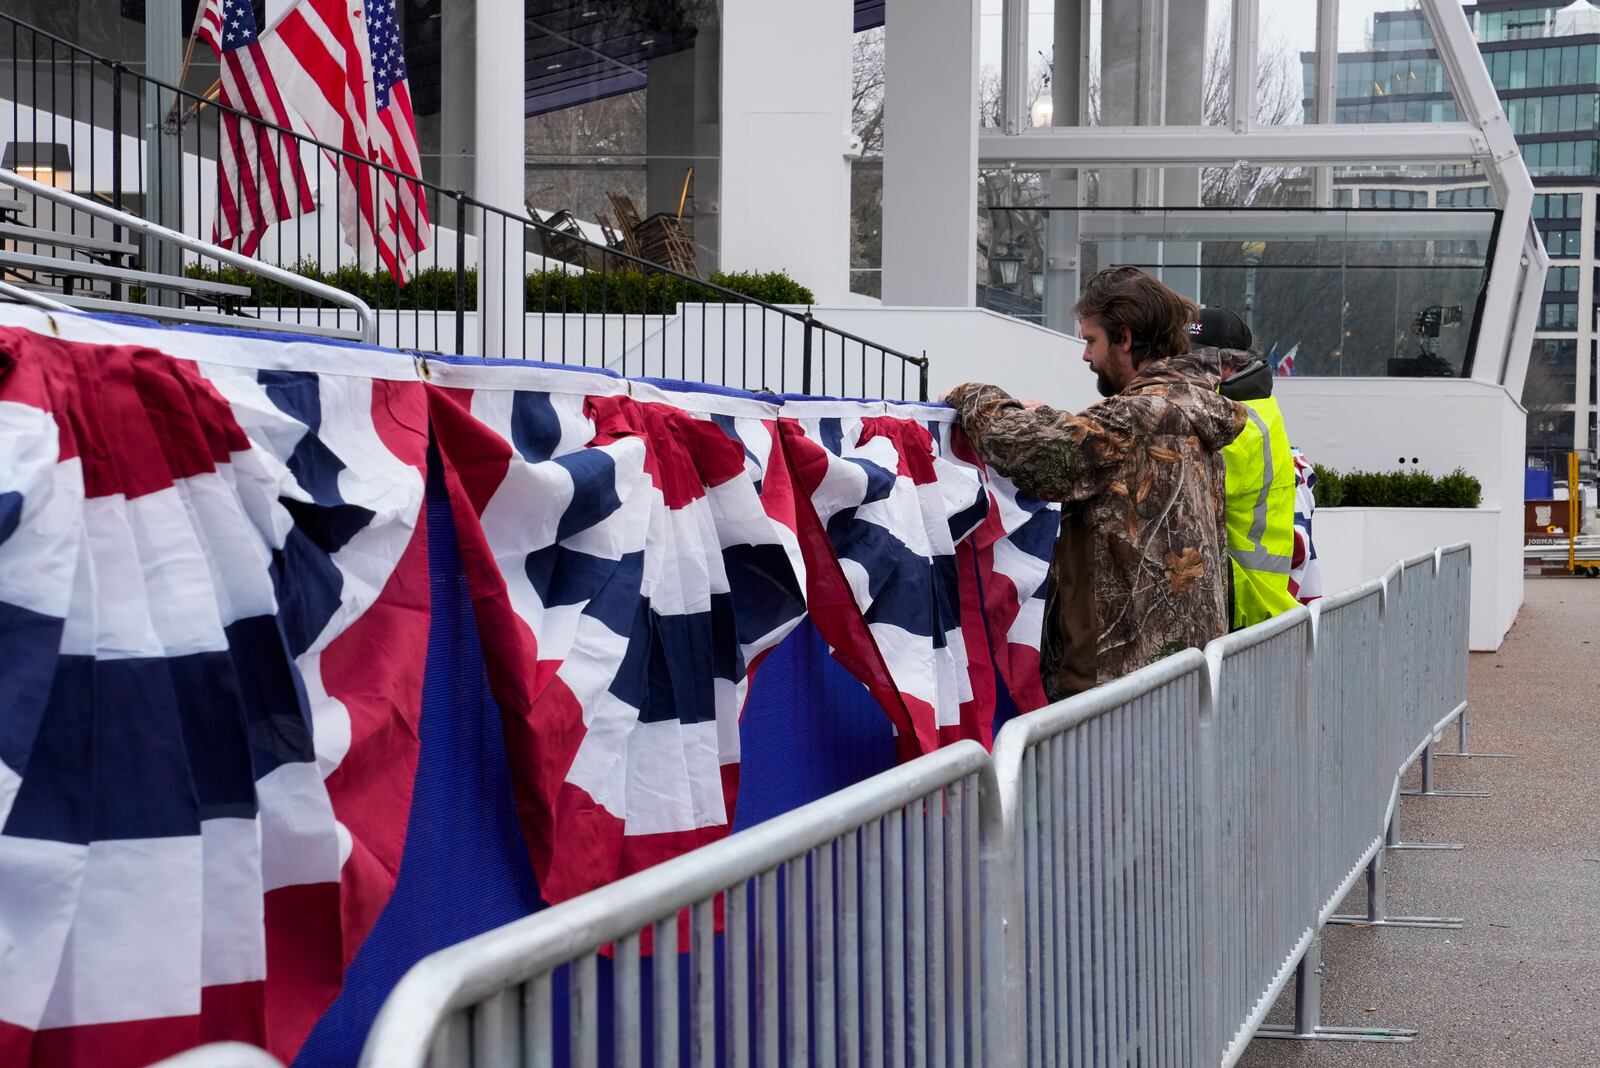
1435;751;1514;759
1325;914;1464;930
1400;787;1489;798
1388;841;1464;851
1255;1023;1416;1043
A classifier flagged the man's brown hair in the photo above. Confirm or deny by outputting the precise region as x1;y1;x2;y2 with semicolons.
1074;266;1198;365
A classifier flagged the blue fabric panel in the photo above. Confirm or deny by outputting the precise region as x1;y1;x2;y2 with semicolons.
722;542;807;646
0;489;21;546
733;619;898;831
552;451;623;540
271;528;348;659
0;599;63;775
1526;466;1555;501
294;450;544;1068
510;390;563;462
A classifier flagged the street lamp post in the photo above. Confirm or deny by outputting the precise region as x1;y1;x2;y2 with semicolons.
993;242;1023;290
1240;240;1267;336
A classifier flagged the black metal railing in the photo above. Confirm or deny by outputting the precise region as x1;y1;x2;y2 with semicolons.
0;12;929;400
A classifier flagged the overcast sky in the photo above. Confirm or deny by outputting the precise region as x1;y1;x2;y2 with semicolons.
977;0;1443;78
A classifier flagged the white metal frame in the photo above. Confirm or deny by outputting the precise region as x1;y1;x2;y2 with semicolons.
0;167;378;343
977;0;1547;392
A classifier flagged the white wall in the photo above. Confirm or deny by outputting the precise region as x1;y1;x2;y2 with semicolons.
1276;377;1527;650
1314;508;1508;650
719;0;855;303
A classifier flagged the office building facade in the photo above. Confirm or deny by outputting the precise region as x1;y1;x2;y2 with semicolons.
1321;0;1600;462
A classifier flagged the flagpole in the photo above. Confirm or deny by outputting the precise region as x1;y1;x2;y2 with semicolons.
182;1;297;123
180;79;224;125
166;0;212;128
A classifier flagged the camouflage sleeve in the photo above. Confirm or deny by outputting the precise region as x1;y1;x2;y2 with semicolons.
943;382;1117;503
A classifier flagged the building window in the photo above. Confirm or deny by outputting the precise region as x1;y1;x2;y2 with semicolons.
1521;140;1600;178
1438;186;1493;208
1542;227;1581;256
1358;188;1428;208
1487;43;1600;90
1506;93;1600;135
1547;265;1581;293
1534;192;1583;220
1541;300;1580;329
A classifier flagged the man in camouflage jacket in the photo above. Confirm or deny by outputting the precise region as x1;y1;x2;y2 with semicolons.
946;267;1245;700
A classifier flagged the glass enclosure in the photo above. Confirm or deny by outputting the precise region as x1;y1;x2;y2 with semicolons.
981;206;1499;379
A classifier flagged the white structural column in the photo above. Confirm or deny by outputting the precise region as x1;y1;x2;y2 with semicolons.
881;0;980;307
1421;0;1541;391
1044;0;1086;329
476;0;526;358
719;0;854;303
1161;0;1206;300
438;0;477;195
1311;0;1338;205
144;0;183;306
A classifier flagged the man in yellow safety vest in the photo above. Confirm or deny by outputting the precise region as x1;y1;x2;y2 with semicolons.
1189;308;1300;631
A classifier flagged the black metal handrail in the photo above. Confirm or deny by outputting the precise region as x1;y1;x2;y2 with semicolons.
0;11;929;400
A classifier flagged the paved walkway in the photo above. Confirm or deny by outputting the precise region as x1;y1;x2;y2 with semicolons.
1240;576;1600;1067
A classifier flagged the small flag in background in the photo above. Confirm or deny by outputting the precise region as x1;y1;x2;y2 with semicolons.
1275;343;1299;377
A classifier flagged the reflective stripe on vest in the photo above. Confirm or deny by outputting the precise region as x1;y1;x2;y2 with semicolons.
1223;396;1298;630
1234;406;1293;575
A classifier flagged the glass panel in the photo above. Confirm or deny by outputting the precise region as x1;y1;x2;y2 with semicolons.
1260;0;1318;125
1523;338;1578;414
851;25;885;296
1203;0;1234;127
1027;0;1057;130
1528;412;1576;458
1004;0;1222;131
1333;2;1467;133
980;205;1498;378
513;2;721;271
979;0;1003;129
1083;0;1225;126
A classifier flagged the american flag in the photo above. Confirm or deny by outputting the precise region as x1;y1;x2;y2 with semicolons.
363;0;431;281
198;0;316;256
255;0;428;281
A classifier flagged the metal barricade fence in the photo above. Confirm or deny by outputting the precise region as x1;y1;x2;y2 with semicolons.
1376;562;1408;783
989;651;1211;1068
331;546;1474;1068
1436;544;1473;737
1396;550;1443;768
358;740;1005;1068
1306;581;1390;923
1201;607;1317;1064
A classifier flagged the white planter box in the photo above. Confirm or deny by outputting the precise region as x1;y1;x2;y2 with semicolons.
1314;506;1517;651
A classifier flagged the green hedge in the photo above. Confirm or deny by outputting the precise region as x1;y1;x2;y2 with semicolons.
1312;465;1481;509
180;262;813;313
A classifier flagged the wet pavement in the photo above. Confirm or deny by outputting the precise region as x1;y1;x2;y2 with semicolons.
1241;575;1600;1067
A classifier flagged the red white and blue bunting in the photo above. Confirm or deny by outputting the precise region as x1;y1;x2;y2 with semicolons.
0;307;1055;1066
